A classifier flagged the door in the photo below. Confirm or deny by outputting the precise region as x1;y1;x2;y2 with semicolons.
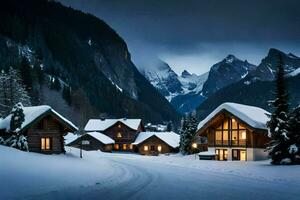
216;149;228;161
232;149;247;161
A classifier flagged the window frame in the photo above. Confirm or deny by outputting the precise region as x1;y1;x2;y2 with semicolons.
41;137;52;151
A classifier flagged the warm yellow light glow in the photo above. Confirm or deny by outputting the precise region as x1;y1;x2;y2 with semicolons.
123;144;127;150
41;137;50;150
157;145;162;152
117;132;122;138
118;124;121;128
130;144;133;149
192;143;197;149
241;131;246;139
232;118;236;123
144;145;149;151
114;144;119;150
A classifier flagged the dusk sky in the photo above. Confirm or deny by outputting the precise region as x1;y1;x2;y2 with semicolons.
59;0;300;75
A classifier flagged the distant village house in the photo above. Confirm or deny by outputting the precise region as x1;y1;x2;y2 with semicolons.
84;118;144;151
132;131;180;155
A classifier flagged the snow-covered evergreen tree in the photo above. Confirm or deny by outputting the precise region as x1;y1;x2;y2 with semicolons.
287;106;300;164
267;54;291;165
0;67;31;117
0;136;4;145
10;102;25;132
179;112;199;154
179;116;188;154
4;103;28;151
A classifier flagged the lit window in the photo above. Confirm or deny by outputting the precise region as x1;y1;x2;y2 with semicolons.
123;144;127;150
118;124;121;128
231;118;238;129
241;131;246;139
144;145;148;151
157;145;162;152
41;137;51;150
114;144;119;150
129;144;133;149
117;132;122;138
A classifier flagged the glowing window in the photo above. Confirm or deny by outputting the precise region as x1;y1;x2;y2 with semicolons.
144;145;148;151
231;118;238;129
118;124;121;128
129;144;133;149
117;132;122;138
157;145;162;152
114;144;119;150
223;120;228;129
123;144;127;150
41;137;51;150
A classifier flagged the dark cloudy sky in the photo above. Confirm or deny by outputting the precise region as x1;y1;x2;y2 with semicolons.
59;0;300;75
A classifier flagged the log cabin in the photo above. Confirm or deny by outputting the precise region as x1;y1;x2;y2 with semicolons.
67;132;115;152
196;102;270;161
84;118;144;151
0;105;78;154
132;132;180;155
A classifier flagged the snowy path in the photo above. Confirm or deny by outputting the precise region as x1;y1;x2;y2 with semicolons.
1;146;300;200
26;153;300;200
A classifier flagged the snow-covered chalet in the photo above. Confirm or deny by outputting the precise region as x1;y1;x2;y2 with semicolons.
0;105;78;154
84;118;145;151
196;103;270;161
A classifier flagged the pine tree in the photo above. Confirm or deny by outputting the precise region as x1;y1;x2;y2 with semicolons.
166;121;173;132
179;116;188;154
287;106;300;164
267;54;291;165
0;70;9;117
4;103;28;151
19;57;33;92
62;85;72;105
10;102;25;132
179;113;199;154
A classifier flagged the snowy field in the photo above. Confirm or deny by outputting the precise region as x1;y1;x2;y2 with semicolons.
1;146;300;200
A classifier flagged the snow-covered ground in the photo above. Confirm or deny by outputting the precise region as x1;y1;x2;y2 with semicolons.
1;145;300;200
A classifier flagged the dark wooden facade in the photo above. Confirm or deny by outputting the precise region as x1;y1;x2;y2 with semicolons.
68;134;113;152
197;110;269;149
135;135;178;156
197;110;270;161
1;112;77;154
102;121;144;151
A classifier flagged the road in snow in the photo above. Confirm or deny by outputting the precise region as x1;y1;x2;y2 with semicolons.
1;146;300;200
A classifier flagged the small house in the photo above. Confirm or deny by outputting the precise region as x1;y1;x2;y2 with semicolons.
132;131;180;155
67;132;115;152
0;105;78;154
196;102;270;161
84;118;144;151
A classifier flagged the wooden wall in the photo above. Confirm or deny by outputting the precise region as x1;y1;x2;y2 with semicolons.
136;135;177;155
103;121;141;151
68;134;113;152
26;115;66;154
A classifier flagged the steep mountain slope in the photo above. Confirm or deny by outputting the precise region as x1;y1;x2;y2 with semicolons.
246;48;300;82
202;55;256;96
0;0;180;125
197;49;300;120
196;74;300;120
141;60;208;113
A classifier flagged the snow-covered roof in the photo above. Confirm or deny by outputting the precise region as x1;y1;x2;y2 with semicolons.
197;102;270;131
0;105;78;132
64;133;78;145
84;119;142;132
85;132;115;144
132;132;180;148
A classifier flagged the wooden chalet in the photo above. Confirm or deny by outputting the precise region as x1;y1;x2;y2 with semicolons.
132;132;180;155
196;103;270;161
0;105;78;154
84;118;144;151
67;132;114;152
